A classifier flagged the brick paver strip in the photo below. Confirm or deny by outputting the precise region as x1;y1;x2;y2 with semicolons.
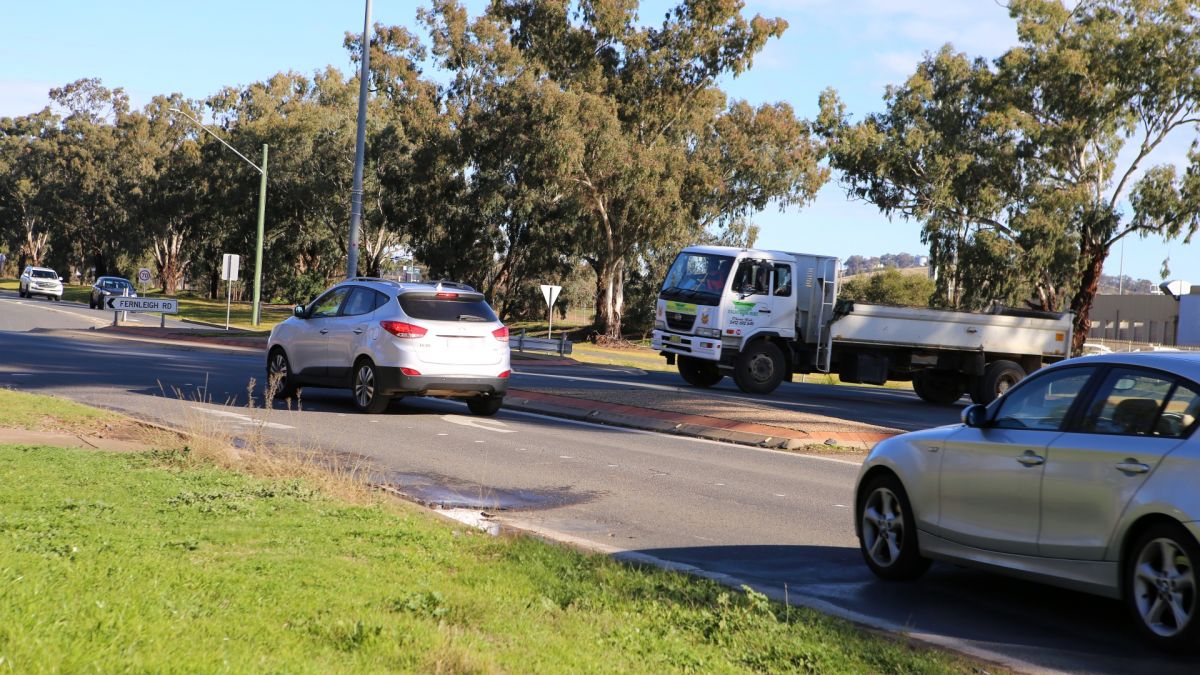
508;388;896;444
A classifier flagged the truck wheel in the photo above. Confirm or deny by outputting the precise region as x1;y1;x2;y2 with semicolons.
677;356;723;388
973;360;1025;405
733;341;786;394
913;371;965;405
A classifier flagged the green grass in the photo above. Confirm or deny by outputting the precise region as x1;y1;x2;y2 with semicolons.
0;388;111;432
2;279;289;330
0;393;974;673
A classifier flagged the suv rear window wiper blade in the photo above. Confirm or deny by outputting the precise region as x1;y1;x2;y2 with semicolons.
457;314;488;321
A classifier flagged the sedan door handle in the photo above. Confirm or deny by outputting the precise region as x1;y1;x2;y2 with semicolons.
1016;451;1045;467
1115;460;1150;474
319;329;329;335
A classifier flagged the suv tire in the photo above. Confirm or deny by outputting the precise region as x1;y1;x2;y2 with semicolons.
267;348;299;400
352;358;390;414
467;396;504;416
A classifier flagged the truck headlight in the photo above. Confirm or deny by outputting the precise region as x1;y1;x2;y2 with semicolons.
696;327;721;338
654;319;666;330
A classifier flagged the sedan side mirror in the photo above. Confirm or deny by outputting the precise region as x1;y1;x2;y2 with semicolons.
293;305;307;319
961;404;989;428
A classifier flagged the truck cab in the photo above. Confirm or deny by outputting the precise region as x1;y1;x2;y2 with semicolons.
652;246;838;393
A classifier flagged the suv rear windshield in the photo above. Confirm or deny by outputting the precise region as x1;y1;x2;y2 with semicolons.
399;293;498;322
31;269;57;279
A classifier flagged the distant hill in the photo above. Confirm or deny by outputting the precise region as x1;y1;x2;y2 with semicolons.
840;266;931;283
1097;274;1158;295
842;253;929;276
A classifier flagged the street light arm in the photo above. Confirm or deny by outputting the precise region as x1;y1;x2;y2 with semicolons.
169;107;263;174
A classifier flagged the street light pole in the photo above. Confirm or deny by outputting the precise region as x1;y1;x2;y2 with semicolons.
346;0;372;279
169;107;268;327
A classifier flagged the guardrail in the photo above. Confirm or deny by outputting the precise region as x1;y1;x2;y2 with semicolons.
511;329;573;356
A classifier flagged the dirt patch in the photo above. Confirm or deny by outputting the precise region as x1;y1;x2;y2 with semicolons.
0;426;156;452
532;387;899;436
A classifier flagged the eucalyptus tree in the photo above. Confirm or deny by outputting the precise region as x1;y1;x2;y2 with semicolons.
0;109;59;271
823;0;1200;350
419;0;826;338
43;78;139;280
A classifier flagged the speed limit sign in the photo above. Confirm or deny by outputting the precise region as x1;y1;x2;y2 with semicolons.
137;268;152;284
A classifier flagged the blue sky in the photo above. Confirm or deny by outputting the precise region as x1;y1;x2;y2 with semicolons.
1;0;1193;285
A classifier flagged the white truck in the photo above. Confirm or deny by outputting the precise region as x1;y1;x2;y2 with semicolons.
651;245;1073;404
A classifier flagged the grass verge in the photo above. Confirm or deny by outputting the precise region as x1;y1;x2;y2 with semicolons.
0;388;111;432
0;390;979;673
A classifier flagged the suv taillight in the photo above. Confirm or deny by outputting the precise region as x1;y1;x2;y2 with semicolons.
380;321;427;338
492;326;509;342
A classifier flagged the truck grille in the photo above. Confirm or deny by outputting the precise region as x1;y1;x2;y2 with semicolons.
666;312;694;331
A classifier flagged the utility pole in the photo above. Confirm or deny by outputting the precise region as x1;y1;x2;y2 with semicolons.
346;0;372;279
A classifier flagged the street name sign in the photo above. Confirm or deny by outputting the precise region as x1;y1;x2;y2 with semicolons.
105;297;179;314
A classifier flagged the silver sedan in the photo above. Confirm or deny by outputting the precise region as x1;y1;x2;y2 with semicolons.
855;351;1200;652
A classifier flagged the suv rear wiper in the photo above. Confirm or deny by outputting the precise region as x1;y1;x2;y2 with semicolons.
458;314;488;322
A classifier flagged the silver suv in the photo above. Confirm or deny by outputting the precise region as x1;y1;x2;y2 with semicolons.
266;278;511;415
18;266;63;301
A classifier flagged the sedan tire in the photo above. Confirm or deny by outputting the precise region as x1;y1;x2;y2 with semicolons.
1124;523;1200;652
857;473;931;581
351;358;390;414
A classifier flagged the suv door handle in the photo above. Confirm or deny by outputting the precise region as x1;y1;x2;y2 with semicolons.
319;329;329;335
1115;460;1150;474
1016;451;1045;467
353;328;364;335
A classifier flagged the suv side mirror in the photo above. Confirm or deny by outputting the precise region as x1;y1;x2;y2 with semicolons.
961;404;989;428
293;305;307;319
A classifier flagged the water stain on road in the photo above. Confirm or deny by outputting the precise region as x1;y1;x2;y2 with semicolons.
375;470;600;511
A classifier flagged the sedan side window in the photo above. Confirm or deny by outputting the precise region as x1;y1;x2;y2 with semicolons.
309;287;350;318
993;368;1095;431
1080;368;1196;438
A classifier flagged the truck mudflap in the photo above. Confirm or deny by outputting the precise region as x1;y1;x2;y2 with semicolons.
651;329;722;362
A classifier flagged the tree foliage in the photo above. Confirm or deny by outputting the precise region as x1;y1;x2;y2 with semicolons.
821;0;1200;351
839;268;937;307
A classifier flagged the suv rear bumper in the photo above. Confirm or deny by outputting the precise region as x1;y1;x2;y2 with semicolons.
376;368;508;397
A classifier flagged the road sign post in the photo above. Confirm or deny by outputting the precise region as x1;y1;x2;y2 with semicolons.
222;254;241;331
540;284;562;339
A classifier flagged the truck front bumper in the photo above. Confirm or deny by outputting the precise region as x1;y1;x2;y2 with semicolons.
651;330;722;362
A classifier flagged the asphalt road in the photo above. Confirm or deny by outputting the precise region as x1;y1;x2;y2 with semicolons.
0;292;1194;674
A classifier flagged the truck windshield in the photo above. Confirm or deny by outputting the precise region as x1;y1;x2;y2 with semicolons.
660;252;733;302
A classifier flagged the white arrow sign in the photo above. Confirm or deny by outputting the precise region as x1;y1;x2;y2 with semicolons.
106;297;179;314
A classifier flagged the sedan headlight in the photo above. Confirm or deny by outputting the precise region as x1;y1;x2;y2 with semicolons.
696;327;721;338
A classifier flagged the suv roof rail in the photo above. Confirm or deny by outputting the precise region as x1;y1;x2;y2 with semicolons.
429;279;477;292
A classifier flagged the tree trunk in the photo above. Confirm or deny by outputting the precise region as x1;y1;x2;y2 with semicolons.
1069;240;1109;354
92;251;107;279
593;256;625;340
153;230;188;296
209;268;220;300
